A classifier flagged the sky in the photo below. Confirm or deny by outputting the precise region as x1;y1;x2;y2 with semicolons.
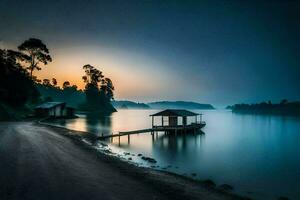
0;0;299;107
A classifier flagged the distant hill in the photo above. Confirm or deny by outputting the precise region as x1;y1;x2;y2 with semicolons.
228;100;300;116
112;100;150;109
112;100;214;110
147;101;214;110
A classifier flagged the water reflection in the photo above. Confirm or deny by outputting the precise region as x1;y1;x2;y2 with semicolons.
152;131;205;153
85;113;112;135
52;110;300;200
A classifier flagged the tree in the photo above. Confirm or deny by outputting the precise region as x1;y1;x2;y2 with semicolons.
81;64;115;112
70;84;78;91
52;78;57;87
6;50;30;73
100;78;114;100
42;79;51;87
0;48;40;106
18;38;52;78
82;64;103;86
63;81;70;89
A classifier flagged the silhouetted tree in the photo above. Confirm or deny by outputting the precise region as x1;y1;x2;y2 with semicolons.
82;64;103;86
18;38;52;78
100;78;114;100
0;48;40;107
6;50;30;72
52;78;57;87
63;81;70;89
42;79;51;87
81;64;115;112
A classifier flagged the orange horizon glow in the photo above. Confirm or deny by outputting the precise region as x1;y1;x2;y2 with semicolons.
34;45;178;101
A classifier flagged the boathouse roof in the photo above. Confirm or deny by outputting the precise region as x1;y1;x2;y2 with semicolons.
150;109;199;117
35;102;65;109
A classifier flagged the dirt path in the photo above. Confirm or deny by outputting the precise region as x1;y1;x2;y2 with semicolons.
0;122;247;200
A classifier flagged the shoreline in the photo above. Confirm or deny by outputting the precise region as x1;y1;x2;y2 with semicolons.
38;120;250;200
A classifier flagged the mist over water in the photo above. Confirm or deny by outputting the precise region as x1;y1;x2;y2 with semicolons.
52;109;300;200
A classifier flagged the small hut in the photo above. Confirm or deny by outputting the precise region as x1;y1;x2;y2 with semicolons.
35;102;75;118
150;109;204;129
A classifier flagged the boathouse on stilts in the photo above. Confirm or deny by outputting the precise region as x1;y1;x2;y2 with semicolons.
97;109;206;143
150;109;205;135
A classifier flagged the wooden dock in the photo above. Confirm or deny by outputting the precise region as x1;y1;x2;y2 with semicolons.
97;122;206;140
97;109;207;143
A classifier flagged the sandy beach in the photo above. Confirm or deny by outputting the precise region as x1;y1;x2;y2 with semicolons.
0;121;249;200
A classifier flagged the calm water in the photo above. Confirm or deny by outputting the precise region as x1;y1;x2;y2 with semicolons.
52;109;300;200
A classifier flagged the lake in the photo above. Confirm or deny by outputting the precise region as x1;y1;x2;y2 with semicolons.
51;109;300;200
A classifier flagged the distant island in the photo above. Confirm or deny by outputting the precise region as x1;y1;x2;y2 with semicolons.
148;101;214;110
227;99;300;116
112;100;150;109
112;100;214;110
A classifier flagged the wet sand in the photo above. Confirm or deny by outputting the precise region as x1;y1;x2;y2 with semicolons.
0;121;249;200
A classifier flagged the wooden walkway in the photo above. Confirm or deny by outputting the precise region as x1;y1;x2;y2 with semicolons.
97;123;206;140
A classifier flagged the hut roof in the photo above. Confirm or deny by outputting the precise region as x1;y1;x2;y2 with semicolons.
150;109;199;117
35;102;65;109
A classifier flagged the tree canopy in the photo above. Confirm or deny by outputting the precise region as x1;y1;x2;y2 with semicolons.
81;64;115;113
18;38;52;78
0;49;39;107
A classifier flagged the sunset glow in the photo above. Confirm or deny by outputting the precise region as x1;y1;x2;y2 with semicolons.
1;0;299;106
34;45;178;101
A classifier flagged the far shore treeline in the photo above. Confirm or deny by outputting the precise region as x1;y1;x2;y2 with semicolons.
0;38;115;120
227;99;300;116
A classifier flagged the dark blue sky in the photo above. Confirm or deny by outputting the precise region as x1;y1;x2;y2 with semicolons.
1;0;299;106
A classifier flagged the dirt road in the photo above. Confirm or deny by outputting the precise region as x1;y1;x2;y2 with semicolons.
0;122;245;200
